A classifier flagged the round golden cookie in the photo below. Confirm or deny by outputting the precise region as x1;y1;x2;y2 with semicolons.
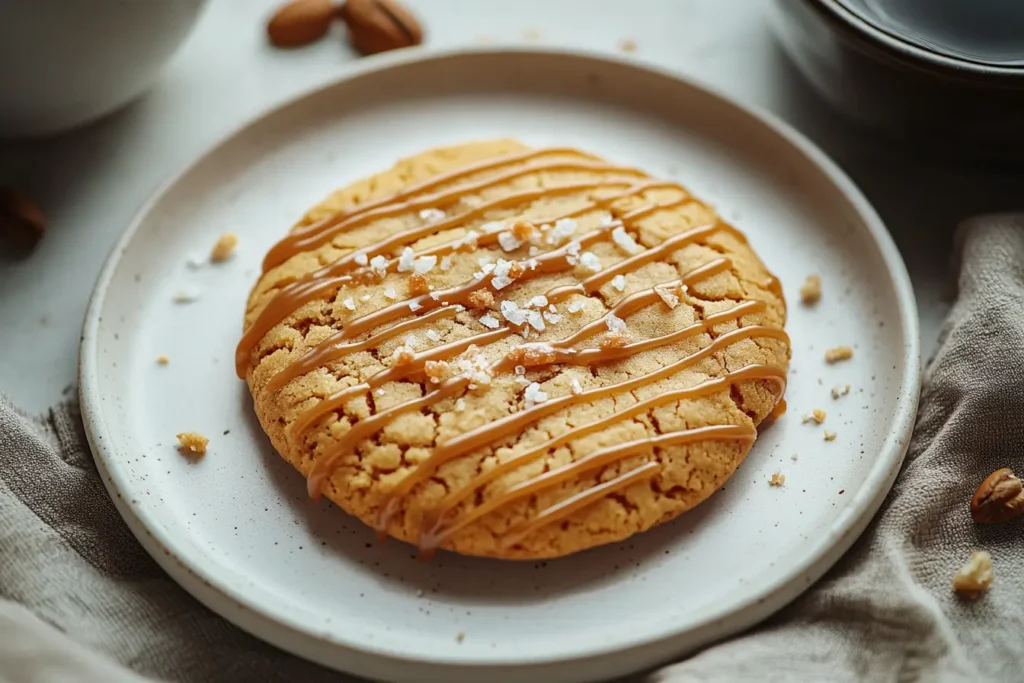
239;140;789;560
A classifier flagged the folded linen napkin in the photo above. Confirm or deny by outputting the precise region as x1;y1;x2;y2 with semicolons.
1;215;1021;683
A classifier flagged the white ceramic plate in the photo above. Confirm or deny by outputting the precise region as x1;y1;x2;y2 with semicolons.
80;48;920;683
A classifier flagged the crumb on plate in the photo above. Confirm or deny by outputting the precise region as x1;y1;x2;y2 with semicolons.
953;550;993;599
802;408;826;424
210;232;238;262
619;39;637;53
176;431;208;456
156;355;169;365
769;472;785;487
799;274;821;304
824;430;837;442
831;384;851;399
456;631;466;643
825;346;853;363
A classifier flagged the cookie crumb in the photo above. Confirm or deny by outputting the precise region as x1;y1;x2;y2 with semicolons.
172;287;201;303
654;284;680;309
210;233;238;262
456;631;466;643
799;274;821;304
831;384;851;399
769;472;785;487
953;551;993;599
156;355;169;365
619;39;638;53
176;432;208;457
468;290;494;310
424;360;448;384
802;408;826;424
415;589;424;597
790;453;799;462
408;273;430;296
825;346;853;363
824;430;837;441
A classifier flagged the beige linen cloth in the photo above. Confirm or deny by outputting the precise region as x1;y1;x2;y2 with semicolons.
1;215;1022;683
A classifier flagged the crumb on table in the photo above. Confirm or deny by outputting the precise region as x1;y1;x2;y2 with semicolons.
831;384;851;399
802;408;826;424
619;39;637;53
456;631;466;643
156;355;169;365
953;550;993;598
769;472;785;487
176;431;209;456
824;430;837;442
825;346;853;363
799;274;821;304
210;232;238;262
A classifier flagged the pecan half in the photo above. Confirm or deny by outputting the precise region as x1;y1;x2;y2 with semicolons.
971;468;1024;524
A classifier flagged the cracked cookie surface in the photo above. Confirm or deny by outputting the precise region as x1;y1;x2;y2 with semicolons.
240;139;789;559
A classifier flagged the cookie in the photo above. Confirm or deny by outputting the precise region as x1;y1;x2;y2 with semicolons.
238;140;789;559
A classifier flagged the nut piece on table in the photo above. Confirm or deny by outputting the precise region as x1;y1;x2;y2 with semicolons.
267;0;336;48
339;0;423;55
176;431;209;457
971;468;1024;524
952;550;993;599
210;232;238;262
0;187;45;251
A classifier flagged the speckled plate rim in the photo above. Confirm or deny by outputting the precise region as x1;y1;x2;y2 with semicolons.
79;46;921;683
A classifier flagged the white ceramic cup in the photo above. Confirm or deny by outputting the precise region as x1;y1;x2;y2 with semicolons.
0;0;208;138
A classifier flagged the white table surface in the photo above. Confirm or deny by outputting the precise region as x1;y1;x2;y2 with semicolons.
1;0;1021;414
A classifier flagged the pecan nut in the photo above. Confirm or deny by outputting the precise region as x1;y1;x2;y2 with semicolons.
971;468;1024;524
339;0;423;55
267;0;336;48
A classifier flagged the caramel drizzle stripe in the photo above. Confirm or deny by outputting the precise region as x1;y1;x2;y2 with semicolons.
361;321;787;525
448;425;754;551
261;159;649;271
420;364;784;550
288;328;512;438
259;186;696;387
284;147;599;243
238;179;692;377
301;222;734;495
499;462;662;550
290;267;740;442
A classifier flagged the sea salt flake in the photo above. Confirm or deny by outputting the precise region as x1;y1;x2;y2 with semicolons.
342;297;356;311
369;255;388;276
439;255;452;271
397;247;416;273
611;226;642;254
500;300;527;326
498;231;522;252
479;314;500;329
426;330;441;341
606;314;627;332
361;294;371;302
525;310;545;332
528;295;549;308
354;252;369;266
566;240;582;256
567;299;585;313
543;311;562;324
458;231;480;250
571;378;583;394
655;285;680;309
528;246;540;256
547;218;577;245
481;221;506;234
384;286;398;300
413;255;437;275
579;252;602;273
524;382;548;408
409;300;423;312
611;274;626;292
418;208;446;223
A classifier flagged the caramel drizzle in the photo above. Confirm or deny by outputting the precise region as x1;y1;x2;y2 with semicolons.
258;181;691;388
299;220;739;489
241;146;788;550
422;366;785;551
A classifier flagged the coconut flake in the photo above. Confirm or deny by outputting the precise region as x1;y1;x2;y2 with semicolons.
611;226;642;254
611;274;626;292
479;314;500;329
498;231;522;252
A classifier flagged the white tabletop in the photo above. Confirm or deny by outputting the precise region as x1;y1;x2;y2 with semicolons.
1;0;1020;414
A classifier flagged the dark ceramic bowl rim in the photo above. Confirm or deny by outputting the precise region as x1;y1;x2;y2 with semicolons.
809;0;1024;84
